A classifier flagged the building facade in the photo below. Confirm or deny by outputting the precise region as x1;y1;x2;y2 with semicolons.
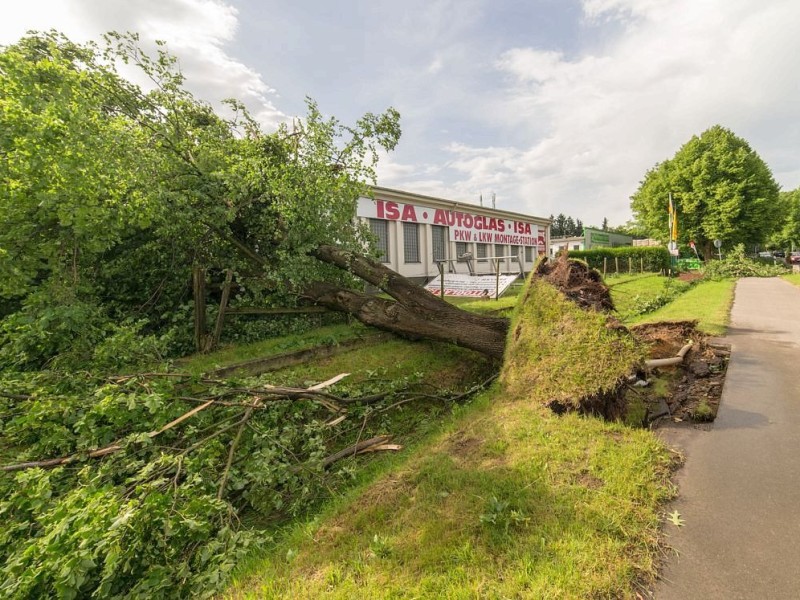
357;187;551;284
550;227;634;255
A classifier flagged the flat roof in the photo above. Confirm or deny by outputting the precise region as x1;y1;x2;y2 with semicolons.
370;185;552;225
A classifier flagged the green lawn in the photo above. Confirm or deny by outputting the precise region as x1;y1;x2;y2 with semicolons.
783;273;800;287
225;398;673;600
629;278;736;335
178;323;370;374
607;273;689;321
224;276;676;600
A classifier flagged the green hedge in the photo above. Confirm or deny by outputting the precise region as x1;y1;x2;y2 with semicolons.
567;246;670;273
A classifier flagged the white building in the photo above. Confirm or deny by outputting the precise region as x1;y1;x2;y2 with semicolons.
549;227;634;256
357;187;551;285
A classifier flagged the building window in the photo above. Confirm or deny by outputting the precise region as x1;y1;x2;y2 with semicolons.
369;219;389;263
525;246;533;262
476;243;488;259
573;244;580;251
494;244;505;258
510;245;521;262
455;241;469;261
432;225;447;262
403;222;420;263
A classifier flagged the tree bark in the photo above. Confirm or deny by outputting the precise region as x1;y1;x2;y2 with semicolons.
301;280;508;359
308;245;509;358
206;227;510;358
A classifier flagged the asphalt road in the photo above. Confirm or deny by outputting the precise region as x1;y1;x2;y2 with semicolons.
654;277;800;599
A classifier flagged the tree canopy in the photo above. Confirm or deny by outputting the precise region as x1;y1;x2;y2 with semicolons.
630;125;780;258
0;32;401;367
769;187;800;249
549;213;584;237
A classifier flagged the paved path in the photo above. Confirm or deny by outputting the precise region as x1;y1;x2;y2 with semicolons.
655;277;800;599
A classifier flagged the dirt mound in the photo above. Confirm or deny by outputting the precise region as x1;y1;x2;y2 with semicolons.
627;320;730;426
533;254;614;312
630;320;699;359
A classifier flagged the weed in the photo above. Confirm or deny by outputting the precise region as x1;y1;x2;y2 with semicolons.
693;399;714;422
479;496;530;535
369;534;392;559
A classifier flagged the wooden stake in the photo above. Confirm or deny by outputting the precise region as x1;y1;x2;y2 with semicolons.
207;269;234;352
192;267;207;352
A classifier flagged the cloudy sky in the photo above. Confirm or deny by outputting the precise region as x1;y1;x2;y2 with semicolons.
3;0;799;226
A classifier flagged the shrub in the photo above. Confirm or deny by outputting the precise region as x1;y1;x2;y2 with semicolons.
567;246;670;273
704;244;788;279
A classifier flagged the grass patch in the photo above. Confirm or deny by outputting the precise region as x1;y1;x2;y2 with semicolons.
629;278;736;335
226;392;674;599
608;274;690;322
225;277;675;599
783;273;800;287
177;323;370;374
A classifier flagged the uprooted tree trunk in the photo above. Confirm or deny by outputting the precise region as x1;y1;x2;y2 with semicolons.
302;245;510;359
500;253;642;420
216;227;642;419
302;250;639;420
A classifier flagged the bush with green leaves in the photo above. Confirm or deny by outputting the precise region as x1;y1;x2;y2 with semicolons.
0;367;369;598
567;246;670;273
704;244;788;279
0;357;471;598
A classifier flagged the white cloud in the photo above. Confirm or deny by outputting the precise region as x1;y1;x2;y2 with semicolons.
422;0;800;226
0;0;286;127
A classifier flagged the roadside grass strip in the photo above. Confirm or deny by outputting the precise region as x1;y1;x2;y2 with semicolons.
607;274;690;322
782;273;800;287
225;393;674;599
628;279;736;335
225;276;676;599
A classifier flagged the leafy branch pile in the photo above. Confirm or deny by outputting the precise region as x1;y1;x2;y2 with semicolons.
0;365;489;598
704;244;788;279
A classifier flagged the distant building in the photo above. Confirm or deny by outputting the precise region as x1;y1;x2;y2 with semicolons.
550;227;634;256
357;187;551;284
549;235;585;254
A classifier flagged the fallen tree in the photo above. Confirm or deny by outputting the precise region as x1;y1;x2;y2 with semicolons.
301;245;509;359
501;254;644;419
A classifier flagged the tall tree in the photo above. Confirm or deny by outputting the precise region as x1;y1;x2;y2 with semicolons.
564;216;576;238
601;217;608;231
770;187;800;250
630;125;780;259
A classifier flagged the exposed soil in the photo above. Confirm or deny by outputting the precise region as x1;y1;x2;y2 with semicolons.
534;253;615;312
629;321;730;427
677;272;704;283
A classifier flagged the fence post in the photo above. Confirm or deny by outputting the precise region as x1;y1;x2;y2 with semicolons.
495;259;501;300
207;269;234;352
192;266;207;352
603;257;607;277
640;257;644;273
628;257;632;274
615;257;619;274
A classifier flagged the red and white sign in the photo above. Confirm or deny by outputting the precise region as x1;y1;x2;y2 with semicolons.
357;198;545;247
424;274;519;298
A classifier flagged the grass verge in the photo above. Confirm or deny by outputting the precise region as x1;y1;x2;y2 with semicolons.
607;274;689;322
782;273;800;287
224;277;676;599
628;278;736;335
226;395;674;599
177;323;369;374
